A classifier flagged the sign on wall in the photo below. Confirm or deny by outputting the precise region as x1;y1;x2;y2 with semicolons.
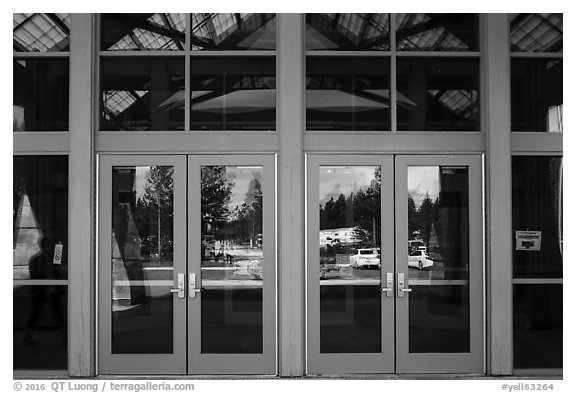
515;230;542;251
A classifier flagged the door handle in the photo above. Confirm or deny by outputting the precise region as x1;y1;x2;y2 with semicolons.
189;273;202;299
170;273;185;298
381;272;394;297
397;272;412;298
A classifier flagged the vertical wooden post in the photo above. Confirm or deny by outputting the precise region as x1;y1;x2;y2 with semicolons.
68;13;95;376
483;13;513;375
277;13;305;377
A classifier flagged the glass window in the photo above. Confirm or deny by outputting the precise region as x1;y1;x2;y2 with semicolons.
13;155;68;371
396;58;479;131
306;13;390;51
510;14;562;53
396;14;479;52
190;13;276;51
13;13;71;53
13;156;69;280
190;57;276;131
101;13;186;51
13;59;69;131
513;284;562;369
318;166;382;353
512;157;563;278
306;57;390;131
511;59;562;132
101;58;185;131
13;285;68;370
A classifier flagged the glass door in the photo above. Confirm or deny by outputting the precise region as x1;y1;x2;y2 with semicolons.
187;155;276;374
306;154;484;374
306;155;396;374
98;155;187;374
98;155;276;375
394;155;484;373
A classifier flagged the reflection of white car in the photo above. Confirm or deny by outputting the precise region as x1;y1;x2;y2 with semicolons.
408;250;433;270
350;248;381;269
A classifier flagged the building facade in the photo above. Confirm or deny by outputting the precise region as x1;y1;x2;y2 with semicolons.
13;13;563;377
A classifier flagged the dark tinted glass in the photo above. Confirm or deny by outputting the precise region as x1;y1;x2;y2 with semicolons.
13;59;69;131
511;59;562;132
101;58;185;131
396;14;479;52
306;13;390;50
13;156;68;280
191;13;275;51
510;14;562;53
101;14;186;51
191;57;276;131
307;57;390;131
397;58;479;131
512;157;563;278
513;284;562;369
13;13;70;52
14;285;67;370
111;166;175;354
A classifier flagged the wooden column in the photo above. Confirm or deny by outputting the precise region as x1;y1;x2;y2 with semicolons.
277;13;305;377
68;13;95;376
483;13;513;375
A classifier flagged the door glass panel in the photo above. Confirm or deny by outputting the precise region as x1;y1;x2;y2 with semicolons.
319;166;381;353
111;166;174;354
201;166;264;354
407;166;470;353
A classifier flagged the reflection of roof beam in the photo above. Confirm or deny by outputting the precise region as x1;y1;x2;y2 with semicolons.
46;13;70;35
13;13;35;32
159;13;184;50
129;32;146;50
309;13;360;49
105;14;185;49
397;14;475;50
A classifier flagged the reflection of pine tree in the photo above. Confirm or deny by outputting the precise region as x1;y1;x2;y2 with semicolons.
201;166;232;237
236;177;263;243
418;192;434;243
319;167;382;248
141;166;174;261
408;195;418;238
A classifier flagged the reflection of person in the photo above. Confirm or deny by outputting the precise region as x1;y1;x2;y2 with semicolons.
23;237;65;346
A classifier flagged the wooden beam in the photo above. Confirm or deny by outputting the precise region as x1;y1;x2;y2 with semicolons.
68;13;95;377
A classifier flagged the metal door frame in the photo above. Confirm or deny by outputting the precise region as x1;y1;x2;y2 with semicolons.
306;154;484;374
98;154;188;374
394;154;484;373
187;154;277;375
306;154;396;374
98;154;276;375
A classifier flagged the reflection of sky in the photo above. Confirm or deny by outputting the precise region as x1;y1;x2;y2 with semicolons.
408;166;440;208
319;166;376;206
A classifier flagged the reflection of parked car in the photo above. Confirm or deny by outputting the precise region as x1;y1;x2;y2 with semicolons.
408;250;433;270
350;248;380;269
